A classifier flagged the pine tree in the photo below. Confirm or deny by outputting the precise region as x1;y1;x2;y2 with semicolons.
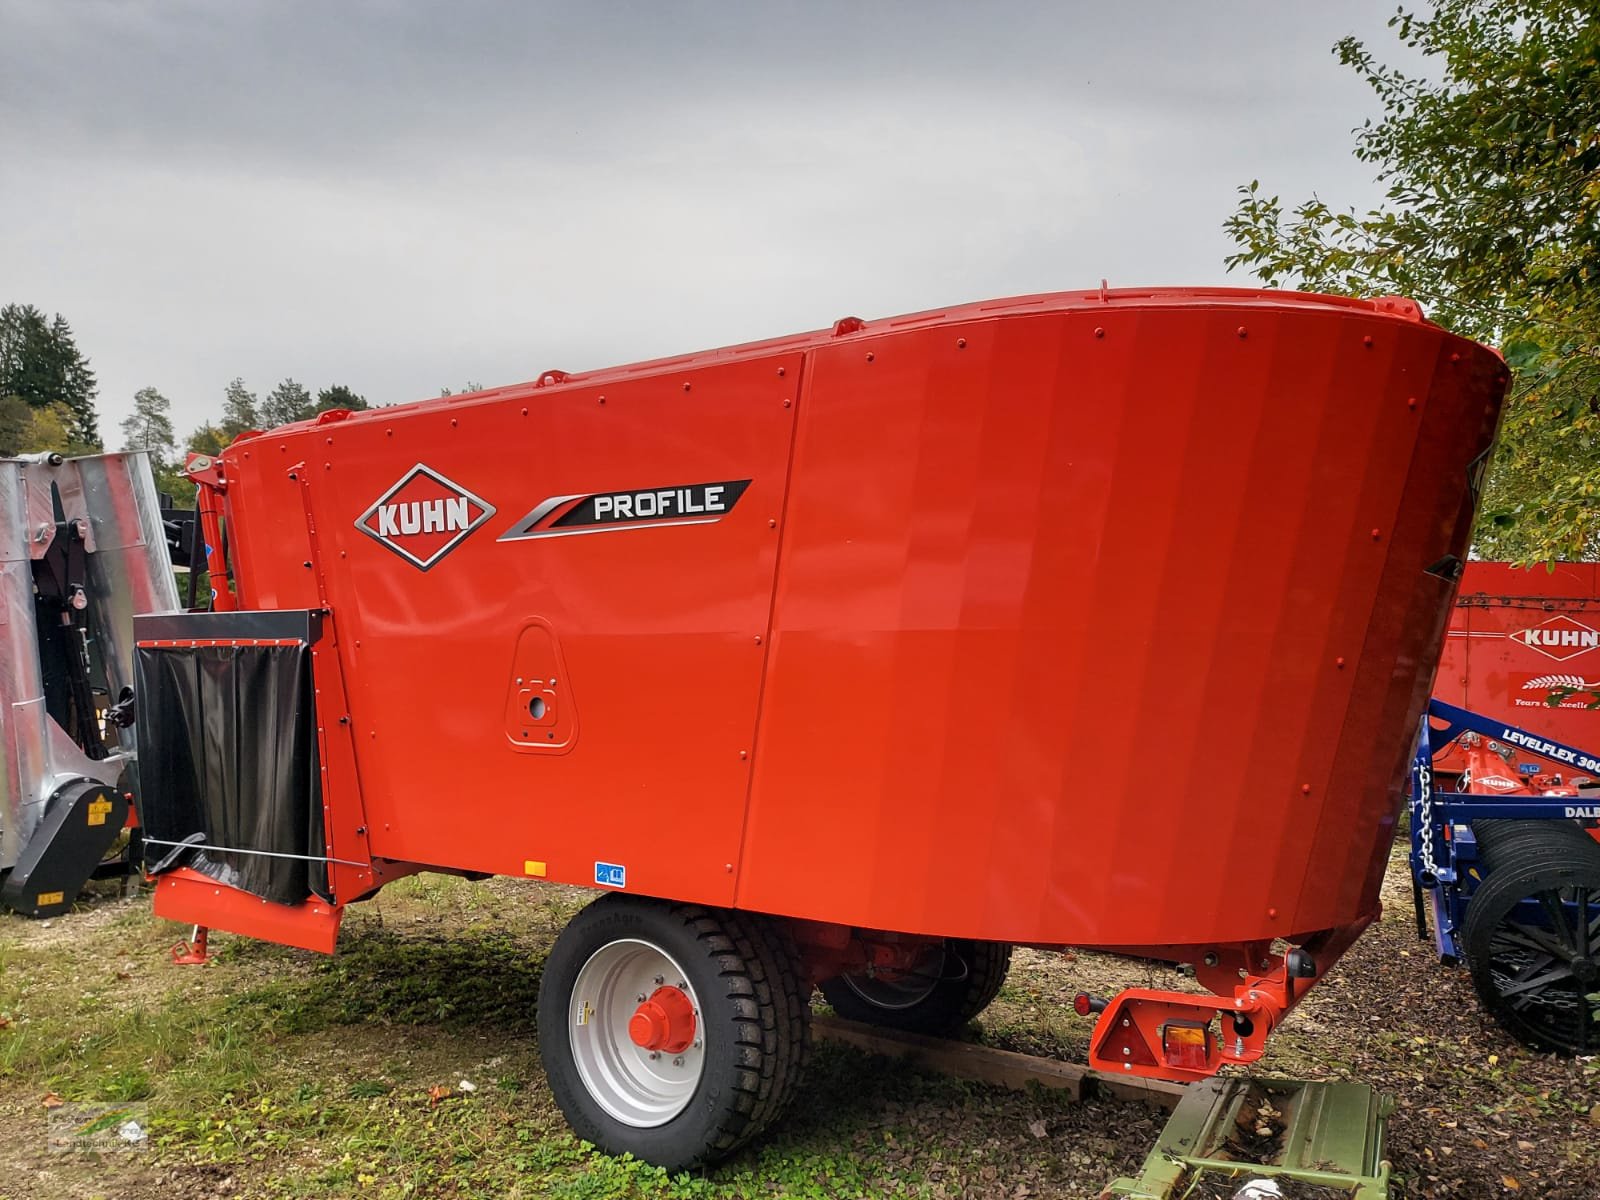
119;387;178;469
0;304;100;450
260;378;313;428
315;384;368;413
220;377;260;438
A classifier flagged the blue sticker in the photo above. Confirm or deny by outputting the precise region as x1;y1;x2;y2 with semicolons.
1518;762;1542;775
595;861;627;888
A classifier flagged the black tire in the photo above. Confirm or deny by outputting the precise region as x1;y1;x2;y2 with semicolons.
1474;818;1597;870
537;894;811;1170
1462;821;1600;1055
819;938;1012;1036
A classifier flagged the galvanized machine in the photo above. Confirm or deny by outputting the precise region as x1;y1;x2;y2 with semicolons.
0;450;180;916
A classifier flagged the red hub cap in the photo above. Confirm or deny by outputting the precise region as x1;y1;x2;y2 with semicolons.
627;985;697;1054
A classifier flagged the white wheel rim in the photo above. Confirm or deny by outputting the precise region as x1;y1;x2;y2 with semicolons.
569;938;705;1128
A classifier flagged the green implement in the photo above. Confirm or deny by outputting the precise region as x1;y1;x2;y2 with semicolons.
1102;1077;1393;1199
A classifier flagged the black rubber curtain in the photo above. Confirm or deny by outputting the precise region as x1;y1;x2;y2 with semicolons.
135;643;327;904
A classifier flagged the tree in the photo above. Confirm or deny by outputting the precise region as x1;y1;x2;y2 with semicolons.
259;378;313;428
186;423;228;457
439;381;484;397
0;396;28;454
315;384;368;413
1224;1;1599;561
220;377;260;439
0;397;77;456
0;303;100;449
25;403;76;454
120;387;178;469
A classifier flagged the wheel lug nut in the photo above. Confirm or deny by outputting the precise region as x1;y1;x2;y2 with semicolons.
673;1056;684;1067
636;993;646;1003
649;1051;659;1060
654;975;665;985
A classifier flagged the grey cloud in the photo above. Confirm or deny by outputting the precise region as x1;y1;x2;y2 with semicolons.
0;1;1409;436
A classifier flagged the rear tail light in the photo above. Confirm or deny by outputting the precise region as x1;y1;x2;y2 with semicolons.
1160;1019;1212;1071
1073;992;1108;1017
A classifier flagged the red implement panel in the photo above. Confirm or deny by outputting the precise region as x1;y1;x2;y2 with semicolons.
1433;561;1600;773
209;288;1504;954
222;353;802;908
736;294;1503;950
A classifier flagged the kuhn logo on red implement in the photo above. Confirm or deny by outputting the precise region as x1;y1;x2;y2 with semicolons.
1477;775;1521;792
1509;615;1600;662
356;464;495;570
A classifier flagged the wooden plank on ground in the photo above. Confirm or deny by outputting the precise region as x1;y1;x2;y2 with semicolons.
812;1015;1189;1111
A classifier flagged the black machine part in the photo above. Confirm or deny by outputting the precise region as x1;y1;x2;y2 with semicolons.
31;513;109;761
133;610;328;906
0;778;129;918
819;938;1013;1036
158;501;205;608
1463;819;1600;1056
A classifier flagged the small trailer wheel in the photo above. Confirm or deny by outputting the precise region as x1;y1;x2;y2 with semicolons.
820;938;1012;1036
1463;821;1600;1055
537;894;811;1169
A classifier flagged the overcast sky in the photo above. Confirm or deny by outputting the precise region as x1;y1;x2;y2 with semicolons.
1;1;1412;440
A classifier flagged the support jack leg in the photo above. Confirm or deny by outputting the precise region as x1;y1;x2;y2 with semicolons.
171;925;209;964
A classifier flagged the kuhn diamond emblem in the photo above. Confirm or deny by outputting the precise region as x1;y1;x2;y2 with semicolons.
1508;614;1600;662
355;464;495;570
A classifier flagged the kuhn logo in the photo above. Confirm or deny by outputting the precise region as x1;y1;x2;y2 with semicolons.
1509;615;1600;662
1478;775;1520;792
356;464;495;570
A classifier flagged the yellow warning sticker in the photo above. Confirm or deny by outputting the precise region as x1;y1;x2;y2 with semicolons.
87;798;113;827
36;891;64;907
576;1000;593;1028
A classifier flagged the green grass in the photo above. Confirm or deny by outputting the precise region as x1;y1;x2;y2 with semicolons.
8;847;1592;1199
0;880;1135;1199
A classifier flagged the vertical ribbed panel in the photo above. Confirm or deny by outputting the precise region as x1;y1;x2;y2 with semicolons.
739;298;1502;949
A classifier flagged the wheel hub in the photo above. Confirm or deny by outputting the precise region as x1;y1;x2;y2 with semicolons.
569;939;707;1128
629;986;697;1054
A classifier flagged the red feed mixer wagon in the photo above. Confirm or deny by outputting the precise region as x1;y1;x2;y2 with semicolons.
132;287;1507;1167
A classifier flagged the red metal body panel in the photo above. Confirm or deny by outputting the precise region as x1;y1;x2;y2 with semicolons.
199;288;1504;957
1432;562;1600;776
156;867;341;954
221;351;802;909
738;296;1501;951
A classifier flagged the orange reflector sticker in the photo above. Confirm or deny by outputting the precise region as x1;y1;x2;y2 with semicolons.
524;860;547;877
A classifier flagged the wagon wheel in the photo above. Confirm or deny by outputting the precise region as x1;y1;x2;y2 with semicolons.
536;894;811;1170
819;938;1012;1036
1463;822;1600;1056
